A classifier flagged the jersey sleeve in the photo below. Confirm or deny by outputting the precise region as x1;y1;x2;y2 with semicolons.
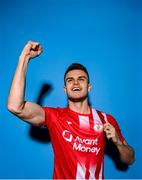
42;106;58;129
106;114;125;143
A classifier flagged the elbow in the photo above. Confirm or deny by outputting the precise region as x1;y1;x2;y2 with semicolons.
129;157;135;165
121;149;135;165
7;101;22;115
128;148;135;165
124;156;135;165
7;103;17;114
128;150;135;165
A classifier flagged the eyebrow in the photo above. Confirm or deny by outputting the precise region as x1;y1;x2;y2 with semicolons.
65;76;87;82
78;76;87;79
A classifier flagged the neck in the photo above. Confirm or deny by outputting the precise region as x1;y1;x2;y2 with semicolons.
68;99;90;114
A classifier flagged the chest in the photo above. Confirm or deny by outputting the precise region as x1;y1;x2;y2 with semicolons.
50;112;106;154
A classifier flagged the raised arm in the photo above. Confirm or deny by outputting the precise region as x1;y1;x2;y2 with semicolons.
104;123;135;165
7;41;45;126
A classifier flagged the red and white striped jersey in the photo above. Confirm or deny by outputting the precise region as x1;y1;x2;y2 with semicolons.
43;107;125;179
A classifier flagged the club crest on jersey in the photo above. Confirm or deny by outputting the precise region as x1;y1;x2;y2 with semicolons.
62;130;73;142
94;121;103;132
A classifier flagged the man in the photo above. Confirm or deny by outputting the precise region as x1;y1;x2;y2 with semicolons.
7;41;134;179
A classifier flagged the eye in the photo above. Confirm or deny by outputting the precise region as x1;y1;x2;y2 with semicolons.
78;77;85;81
66;78;73;83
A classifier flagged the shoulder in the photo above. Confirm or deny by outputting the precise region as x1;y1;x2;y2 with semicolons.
42;106;67;127
94;108;117;124
43;106;67;116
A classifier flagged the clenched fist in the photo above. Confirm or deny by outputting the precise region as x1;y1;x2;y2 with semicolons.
20;40;43;60
104;123;122;145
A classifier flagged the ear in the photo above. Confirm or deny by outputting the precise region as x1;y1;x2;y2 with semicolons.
64;86;67;93
88;84;92;92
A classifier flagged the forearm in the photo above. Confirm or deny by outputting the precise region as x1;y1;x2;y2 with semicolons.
7;55;29;113
7;41;45;126
116;142;134;164
104;123;134;165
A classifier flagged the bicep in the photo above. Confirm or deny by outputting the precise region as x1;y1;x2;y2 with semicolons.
18;101;45;126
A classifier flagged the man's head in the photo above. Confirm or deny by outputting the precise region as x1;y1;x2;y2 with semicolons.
64;63;90;84
64;63;91;102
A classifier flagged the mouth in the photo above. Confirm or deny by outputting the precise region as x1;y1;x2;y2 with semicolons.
72;87;81;91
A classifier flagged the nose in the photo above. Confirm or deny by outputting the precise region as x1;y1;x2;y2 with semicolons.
74;79;79;85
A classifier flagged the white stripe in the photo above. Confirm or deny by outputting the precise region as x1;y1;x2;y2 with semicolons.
78;115;90;130
98;161;104;179
92;108;102;123
76;163;86;179
102;113;108;123
89;165;96;179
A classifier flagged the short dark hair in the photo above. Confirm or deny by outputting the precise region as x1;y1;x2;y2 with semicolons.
64;63;90;84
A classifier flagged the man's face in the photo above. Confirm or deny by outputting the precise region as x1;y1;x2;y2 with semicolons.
64;69;91;102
